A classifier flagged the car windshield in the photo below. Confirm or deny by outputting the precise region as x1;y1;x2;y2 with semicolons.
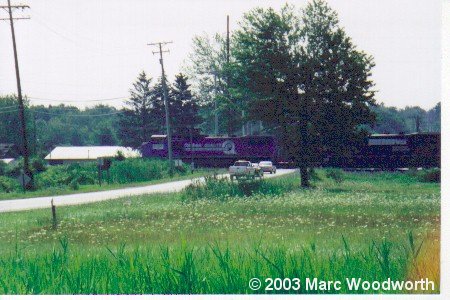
259;161;272;166
234;161;249;167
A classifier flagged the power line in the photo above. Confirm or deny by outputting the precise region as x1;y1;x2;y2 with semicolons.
34;110;123;117
0;108;19;114
28;96;127;103
0;104;19;110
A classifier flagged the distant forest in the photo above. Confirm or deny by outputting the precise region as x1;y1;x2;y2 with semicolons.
0;93;440;157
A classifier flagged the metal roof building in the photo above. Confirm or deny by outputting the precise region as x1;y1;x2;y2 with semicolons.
45;146;141;164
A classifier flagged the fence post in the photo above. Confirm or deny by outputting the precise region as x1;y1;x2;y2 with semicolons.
51;199;57;230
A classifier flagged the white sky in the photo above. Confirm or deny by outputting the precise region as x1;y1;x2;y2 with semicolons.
0;0;442;109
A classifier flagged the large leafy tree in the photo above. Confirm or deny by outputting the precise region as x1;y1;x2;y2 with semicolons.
234;1;377;187
186;34;242;135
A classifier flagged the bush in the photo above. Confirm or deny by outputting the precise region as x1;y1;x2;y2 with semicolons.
5;158;23;177
325;168;345;184
115;150;126;161
309;168;321;181
0;161;7;176
181;175;297;202
415;168;440;183
31;157;47;173
35;163;96;189
109;158;187;184
0;176;20;193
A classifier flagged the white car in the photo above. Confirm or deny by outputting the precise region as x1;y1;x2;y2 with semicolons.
259;161;277;174
229;160;259;180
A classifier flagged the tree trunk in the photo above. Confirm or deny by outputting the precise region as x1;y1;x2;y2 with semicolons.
300;166;309;187
299;92;311;188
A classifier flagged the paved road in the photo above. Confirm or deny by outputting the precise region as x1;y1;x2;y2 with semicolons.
0;169;296;213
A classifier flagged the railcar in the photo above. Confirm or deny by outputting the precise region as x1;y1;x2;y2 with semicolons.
141;132;440;169
141;134;277;167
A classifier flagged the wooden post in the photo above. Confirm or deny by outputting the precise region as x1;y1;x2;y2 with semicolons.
51;199;57;229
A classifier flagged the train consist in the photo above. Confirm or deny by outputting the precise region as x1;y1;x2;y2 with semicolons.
141;132;440;169
141;135;277;167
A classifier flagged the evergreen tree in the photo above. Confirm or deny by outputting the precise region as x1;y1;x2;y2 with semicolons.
119;71;162;148
170;73;202;135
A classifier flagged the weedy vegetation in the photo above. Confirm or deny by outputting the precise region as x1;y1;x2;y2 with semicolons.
0;158;219;200
0;169;440;294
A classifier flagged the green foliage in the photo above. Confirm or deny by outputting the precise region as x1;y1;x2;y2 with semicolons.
370;103;440;134
411;168;440;183
0;238;421;294
325;168;345;184
35;163;96;189
0;161;7;176
309;168;321;181
182;175;297;202
114;150;126;161
109;158;168;184
0;176;20;193
232;2;377;186
5;159;23;177
30;156;47;173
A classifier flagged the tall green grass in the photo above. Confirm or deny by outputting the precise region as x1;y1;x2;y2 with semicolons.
0;236;422;294
181;174;297;202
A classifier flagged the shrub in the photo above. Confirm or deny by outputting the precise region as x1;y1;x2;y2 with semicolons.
5;158;23;177
309;168;321;181
0;161;7;176
69;178;80;190
35;163;96;189
115;150;126;161
0;176;20;193
31;157;47;173
109;158;187;184
416;168;440;183
181;175;297;202
325;168;345;184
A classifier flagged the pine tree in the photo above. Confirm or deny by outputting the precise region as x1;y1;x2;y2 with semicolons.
170;73;202;135
119;71;162;148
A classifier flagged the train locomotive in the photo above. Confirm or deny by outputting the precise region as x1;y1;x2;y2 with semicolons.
141;132;440;169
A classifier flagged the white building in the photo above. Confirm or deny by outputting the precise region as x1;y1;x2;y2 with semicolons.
45;146;141;165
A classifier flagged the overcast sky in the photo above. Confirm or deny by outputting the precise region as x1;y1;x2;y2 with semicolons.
0;0;442;109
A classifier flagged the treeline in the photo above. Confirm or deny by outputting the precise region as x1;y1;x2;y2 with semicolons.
0;88;439;157
370;102;440;134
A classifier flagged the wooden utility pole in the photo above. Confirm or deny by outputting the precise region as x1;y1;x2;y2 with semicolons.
226;15;233;136
148;41;174;176
213;73;218;136
1;1;32;189
226;15;230;65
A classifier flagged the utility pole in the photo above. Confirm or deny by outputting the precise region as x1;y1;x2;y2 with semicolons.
226;15;230;65
226;15;233;136
148;41;174;176
214;73;218;136
1;1;32;189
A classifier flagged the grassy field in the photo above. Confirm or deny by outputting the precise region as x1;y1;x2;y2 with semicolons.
0;170;440;294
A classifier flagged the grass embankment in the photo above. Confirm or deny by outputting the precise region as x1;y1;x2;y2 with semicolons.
0;170;440;294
